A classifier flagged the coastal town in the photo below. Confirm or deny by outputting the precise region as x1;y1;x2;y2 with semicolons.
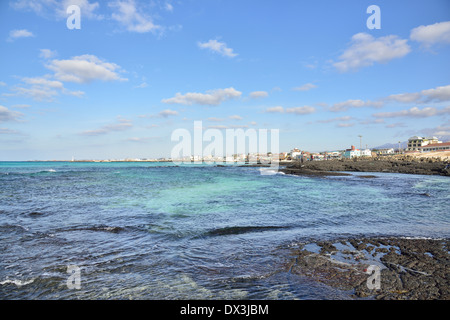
68;135;450;163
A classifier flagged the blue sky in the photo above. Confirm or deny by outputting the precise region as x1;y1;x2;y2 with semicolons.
1;0;450;160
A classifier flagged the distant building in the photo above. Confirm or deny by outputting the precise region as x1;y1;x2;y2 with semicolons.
278;152;288;160
419;142;450;152
343;145;360;158
406;136;441;151
325;151;342;160
360;149;372;157
290;148;302;160
376;148;395;156
343;145;371;158
311;153;324;161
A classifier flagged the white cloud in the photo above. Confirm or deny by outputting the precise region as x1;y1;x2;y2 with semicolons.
126;136;160;143
46;54;127;83
337;123;354;128
419;124;450;141
385;85;450;104
265;106;284;113
249;91;268;99
333;33;410;72
8;29;34;41
360;118;385;125
385;122;407;129
139;109;179;118
165;2;173;12
57;0;102;20
23;77;64;89
317;116;353;123
285;106;316;115
162;87;241;106
39;49;57;59
8;86;57;101
229;115;242;120
292;83;317;92
207;117;224;122
207;125;228;130
9;76;84;101
229;125;249;129
198;40;238;58
10;0;54;15
386;92;422;103
373;106;450;118
265;105;315;115
410;21;450;47
109;0;160;33
330;99;383;112
0;81;6;86
158;109;178;118
11;0;102;20
81;118;133;136
135;82;148;89
421;85;450;102
0;105;23;122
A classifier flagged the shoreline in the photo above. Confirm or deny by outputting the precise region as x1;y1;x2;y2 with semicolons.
284;236;450;300
278;158;450;177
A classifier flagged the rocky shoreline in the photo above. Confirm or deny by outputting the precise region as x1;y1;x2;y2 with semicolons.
285;237;449;300
279;157;450;177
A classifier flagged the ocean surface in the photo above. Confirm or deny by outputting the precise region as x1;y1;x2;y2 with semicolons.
0;161;449;299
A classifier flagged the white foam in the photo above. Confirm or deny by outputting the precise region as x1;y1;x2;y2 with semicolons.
0;278;34;287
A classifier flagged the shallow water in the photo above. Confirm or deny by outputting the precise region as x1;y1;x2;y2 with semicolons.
0;162;449;299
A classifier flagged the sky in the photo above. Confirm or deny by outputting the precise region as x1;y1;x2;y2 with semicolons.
0;0;450;160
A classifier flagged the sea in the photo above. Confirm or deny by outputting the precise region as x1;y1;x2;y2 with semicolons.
0;161;449;299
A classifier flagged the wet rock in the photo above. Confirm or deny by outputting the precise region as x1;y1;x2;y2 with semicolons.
287;237;450;300
317;241;337;254
281;158;450;177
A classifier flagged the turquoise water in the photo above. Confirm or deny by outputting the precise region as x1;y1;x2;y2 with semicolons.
0;161;449;299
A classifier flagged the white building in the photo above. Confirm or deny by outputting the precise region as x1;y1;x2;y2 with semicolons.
419;142;450;152
343;146;360;158
343;145;372;158
406;136;441;151
290;148;302;160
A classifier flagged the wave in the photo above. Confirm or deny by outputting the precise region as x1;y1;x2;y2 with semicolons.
0;169;57;176
0;278;35;287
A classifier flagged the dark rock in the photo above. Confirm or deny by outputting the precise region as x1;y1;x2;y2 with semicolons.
280;158;450;177
287;237;449;300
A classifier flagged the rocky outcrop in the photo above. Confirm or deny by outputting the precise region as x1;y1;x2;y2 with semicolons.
287;237;450;300
280;158;450;177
